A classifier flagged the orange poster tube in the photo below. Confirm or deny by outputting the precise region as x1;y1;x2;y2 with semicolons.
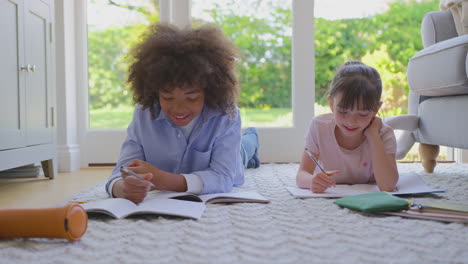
0;203;88;241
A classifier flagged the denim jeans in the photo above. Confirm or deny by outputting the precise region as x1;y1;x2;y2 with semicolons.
240;127;260;169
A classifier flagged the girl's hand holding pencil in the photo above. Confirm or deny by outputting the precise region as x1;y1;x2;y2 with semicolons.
311;171;340;193
305;148;340;193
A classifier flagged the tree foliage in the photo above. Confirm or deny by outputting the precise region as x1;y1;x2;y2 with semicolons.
88;0;439;114
201;3;292;108
314;0;439;109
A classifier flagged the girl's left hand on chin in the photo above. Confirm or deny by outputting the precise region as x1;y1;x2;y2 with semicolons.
364;116;382;137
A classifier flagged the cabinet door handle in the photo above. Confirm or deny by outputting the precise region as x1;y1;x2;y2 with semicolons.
51;107;54;127
19;64;37;72
20;65;30;72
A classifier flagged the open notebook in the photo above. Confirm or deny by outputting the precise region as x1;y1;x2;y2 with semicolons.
81;191;269;220
287;171;444;198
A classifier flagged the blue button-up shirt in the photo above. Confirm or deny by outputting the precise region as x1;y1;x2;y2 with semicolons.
105;104;244;195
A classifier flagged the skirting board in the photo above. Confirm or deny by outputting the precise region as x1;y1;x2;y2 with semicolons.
57;144;81;172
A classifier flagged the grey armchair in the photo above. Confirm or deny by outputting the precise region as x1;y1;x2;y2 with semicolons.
397;7;468;172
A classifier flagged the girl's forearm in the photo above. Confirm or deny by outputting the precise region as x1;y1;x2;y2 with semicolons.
296;170;313;189
367;134;398;192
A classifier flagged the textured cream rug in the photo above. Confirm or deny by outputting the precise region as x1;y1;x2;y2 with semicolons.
1;163;467;264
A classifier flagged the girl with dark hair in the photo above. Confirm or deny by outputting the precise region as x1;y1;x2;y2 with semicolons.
296;61;398;193
106;23;259;203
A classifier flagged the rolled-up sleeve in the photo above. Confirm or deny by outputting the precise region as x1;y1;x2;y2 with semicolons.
182;173;204;194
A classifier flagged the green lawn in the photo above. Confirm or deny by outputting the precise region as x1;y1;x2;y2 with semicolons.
89;106;296;129
89;105;448;162
89;106;134;129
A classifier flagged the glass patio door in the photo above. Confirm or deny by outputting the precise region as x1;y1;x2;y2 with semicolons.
81;0;315;165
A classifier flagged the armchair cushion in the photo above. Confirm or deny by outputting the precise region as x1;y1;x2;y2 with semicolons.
440;0;468;36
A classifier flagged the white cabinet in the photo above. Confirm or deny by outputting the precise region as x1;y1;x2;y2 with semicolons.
0;0;55;178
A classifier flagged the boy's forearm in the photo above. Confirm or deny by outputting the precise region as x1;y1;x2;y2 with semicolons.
153;169;188;192
112;179;125;198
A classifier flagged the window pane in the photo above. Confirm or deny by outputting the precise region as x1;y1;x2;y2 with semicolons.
87;1;158;129
192;0;293;127
313;0;451;162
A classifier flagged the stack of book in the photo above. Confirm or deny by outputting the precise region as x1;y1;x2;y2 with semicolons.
0;164;41;178
383;202;468;223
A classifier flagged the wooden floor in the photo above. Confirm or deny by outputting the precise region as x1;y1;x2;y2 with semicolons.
0;167;112;209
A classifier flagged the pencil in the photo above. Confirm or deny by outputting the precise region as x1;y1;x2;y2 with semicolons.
305;148;336;187
304;148;327;175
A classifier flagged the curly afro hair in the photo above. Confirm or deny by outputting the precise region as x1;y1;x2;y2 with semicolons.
127;23;240;119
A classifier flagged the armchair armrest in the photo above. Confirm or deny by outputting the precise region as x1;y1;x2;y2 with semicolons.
407;34;468;96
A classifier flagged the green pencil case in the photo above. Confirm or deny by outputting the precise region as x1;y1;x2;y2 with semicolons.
334;192;410;213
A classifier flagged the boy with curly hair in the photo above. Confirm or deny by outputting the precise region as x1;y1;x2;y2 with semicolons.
106;23;260;203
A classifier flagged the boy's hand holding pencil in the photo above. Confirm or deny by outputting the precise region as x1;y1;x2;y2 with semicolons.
118;165;155;204
120;165;155;188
